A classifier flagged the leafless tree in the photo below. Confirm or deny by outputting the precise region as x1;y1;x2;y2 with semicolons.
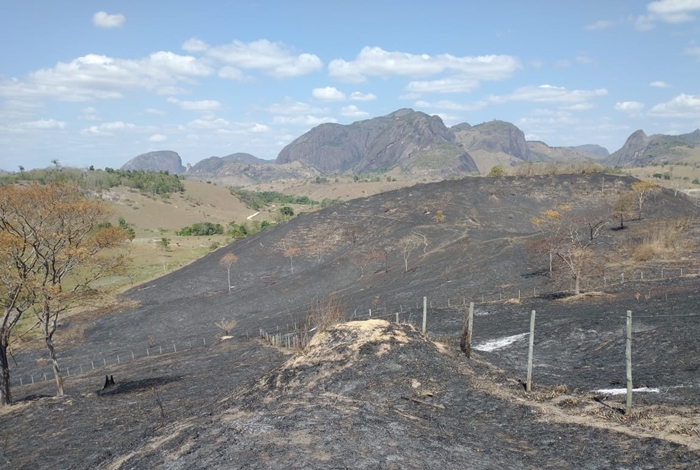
631;181;661;220
398;234;425;272
284;247;299;273
219;252;238;292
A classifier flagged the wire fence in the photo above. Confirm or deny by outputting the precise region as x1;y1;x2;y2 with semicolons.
10;262;698;391
8;333;213;389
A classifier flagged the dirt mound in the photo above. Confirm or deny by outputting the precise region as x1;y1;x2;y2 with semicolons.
251;320;445;400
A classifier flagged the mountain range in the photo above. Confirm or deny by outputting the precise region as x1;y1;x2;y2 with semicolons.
120;109;700;180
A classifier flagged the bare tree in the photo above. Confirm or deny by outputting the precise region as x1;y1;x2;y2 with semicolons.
215;318;237;336
219;252;238;292
612;192;635;230
398;234;423;272
284;247;299;273
341;224;367;246
350;249;385;277
631;181;661;220
530;209;566;276
531;209;602;295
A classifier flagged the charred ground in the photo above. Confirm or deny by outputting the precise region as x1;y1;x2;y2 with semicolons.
2;173;700;469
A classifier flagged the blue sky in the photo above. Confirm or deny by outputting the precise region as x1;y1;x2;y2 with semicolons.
1;1;699;171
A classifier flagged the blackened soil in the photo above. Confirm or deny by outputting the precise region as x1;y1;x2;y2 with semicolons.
3;175;700;469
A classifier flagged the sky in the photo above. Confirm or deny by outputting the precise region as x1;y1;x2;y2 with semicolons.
1;1;699;171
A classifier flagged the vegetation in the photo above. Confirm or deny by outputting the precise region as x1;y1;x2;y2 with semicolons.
0;183;130;404
227;220;271;238
176;222;225;236
229;188;317;210
488;165;505;177
0;166;184;196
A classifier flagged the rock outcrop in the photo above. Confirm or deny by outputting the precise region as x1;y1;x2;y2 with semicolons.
120;150;186;174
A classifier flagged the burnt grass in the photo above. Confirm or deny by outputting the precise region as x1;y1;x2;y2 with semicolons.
3;174;700;469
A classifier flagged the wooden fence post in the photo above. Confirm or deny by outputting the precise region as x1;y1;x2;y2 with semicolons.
526;310;536;393
422;296;427;335
626;310;633;414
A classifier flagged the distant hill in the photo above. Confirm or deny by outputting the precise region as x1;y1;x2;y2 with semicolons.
604;129;700;167
276;108;478;175
187;160;318;186
571;144;609;158
454;120;531;162
527;141;608;162
188;153;267;174
119;109;625;179
120;150;186;174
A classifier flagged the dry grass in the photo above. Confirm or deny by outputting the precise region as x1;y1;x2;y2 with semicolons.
297;296;346;350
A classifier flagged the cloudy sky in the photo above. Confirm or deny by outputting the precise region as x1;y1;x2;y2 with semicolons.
1;1;699;171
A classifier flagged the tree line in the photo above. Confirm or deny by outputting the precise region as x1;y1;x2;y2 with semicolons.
1;164;184;196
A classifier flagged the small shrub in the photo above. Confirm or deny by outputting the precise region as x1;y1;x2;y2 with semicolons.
633;244;656;261
488;165;505;177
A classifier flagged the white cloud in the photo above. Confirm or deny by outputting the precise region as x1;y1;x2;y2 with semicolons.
80;107;100;121
272;115;337;126
575;55;597;66
218;66;245;80
647;0;700;23
92;11;125;28
562;103;596;111
312;86;346;101
328;46;520;83
184;117;269;136
149;134;167;142
584;20;614;30
80;121;136;136
265;99;328;116
414;99;474;111
554;59;572;68
21;119;67;129
202;39;322;78
166;97;222;112
530;58;544;68
156;86;187;96
182;38;209;53
614;101;645;113
685;46;700;58
635;0;700;30
0;52;213;102
145;108;165;115
350;91;377;101
490;84;608;105
649;80;672;88
340;105;369;118
649;93;700;118
406;77;480;94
